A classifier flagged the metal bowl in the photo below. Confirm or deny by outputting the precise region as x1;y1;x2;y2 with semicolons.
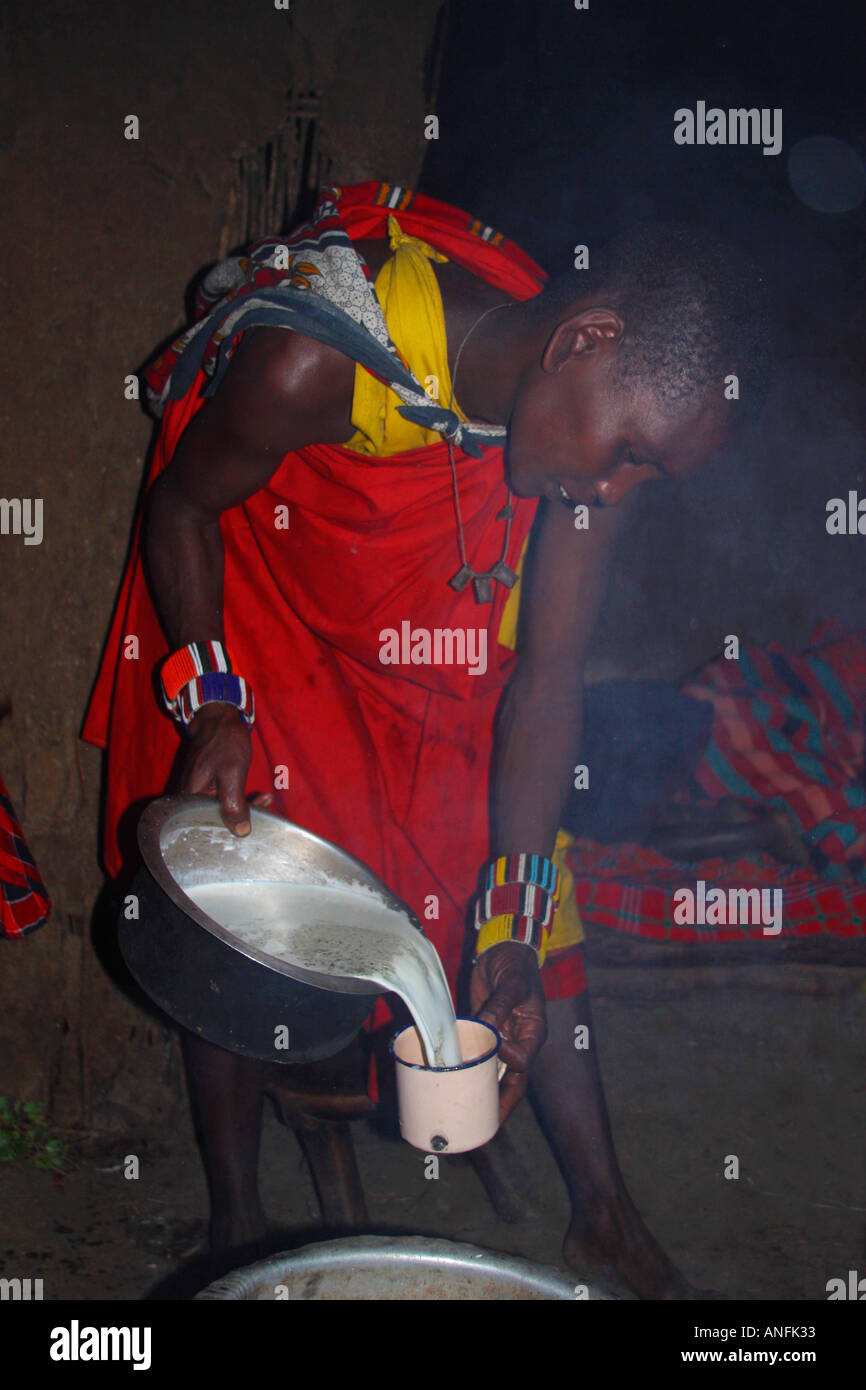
194;1235;616;1300
118;795;420;1063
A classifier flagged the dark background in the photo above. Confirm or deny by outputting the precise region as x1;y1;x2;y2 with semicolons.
423;0;866;680
424;0;864;270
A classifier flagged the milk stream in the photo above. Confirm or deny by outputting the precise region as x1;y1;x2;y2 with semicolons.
185;881;462;1068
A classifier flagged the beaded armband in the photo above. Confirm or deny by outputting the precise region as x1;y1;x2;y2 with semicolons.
482;853;560;896
161;640;235;706
175;671;255;735
473;853;560;967
160;641;254;734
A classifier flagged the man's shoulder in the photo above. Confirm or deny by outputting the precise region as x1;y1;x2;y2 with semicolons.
217;327;356;445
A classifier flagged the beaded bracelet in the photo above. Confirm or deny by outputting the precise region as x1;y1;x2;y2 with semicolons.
473;852;560;966
161;640;236;708
175;671;255;735
482;853;560;896
474;881;556;932
160;641;254;734
475;913;550;964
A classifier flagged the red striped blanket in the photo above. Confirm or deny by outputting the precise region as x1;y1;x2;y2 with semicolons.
568;628;866;941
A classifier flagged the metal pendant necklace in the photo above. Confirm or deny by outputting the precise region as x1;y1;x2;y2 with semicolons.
446;301;518;604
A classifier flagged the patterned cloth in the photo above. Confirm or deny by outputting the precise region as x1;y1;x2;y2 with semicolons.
571;844;866;943
145;181;537;459
566;628;866;941
685;628;866;881
0;772;50;939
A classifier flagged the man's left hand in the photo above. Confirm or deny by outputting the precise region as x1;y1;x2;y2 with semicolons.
470;941;548;1124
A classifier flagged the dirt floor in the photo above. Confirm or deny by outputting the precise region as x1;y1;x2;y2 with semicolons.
2;955;864;1302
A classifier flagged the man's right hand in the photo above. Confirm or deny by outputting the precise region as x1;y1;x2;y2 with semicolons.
176;702;270;835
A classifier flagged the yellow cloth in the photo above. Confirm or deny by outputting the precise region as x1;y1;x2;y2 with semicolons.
345;215;468;456
346;216;583;952
497;537;526;654
547;827;584;954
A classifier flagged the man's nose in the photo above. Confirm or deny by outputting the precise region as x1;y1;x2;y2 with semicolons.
594;463;655;507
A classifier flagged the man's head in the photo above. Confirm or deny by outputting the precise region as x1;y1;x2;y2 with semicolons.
505;222;772;505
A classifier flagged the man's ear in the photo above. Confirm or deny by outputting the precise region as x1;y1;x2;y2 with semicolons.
541;307;624;373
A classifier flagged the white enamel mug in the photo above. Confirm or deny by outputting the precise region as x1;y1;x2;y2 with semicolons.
390;1017;508;1155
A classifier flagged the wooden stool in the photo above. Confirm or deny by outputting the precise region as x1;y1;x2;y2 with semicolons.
263;1034;536;1229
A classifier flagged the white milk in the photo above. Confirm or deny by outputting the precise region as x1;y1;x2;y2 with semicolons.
185;880;462;1068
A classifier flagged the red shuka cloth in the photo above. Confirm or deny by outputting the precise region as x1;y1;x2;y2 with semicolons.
81;184;586;1018
1;772;51;939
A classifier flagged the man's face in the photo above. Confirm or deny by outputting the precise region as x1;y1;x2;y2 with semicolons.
505;339;730;508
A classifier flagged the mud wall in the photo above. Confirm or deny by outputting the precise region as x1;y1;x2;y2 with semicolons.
1;0;441;1130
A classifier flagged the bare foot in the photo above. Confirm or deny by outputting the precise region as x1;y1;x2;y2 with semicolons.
563;1206;724;1300
209;1207;269;1257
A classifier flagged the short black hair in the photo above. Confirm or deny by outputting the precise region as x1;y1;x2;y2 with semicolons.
542;222;773;418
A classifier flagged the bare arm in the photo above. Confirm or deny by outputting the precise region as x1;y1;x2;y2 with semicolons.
473;494;633;1117
142;327;355;830
491;495;632;858
143;326;354;649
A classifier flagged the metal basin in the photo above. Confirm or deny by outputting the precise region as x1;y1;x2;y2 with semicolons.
195;1235;616;1300
118;795;418;1063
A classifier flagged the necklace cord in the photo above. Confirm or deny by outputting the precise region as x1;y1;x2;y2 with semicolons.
447;302;514;587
